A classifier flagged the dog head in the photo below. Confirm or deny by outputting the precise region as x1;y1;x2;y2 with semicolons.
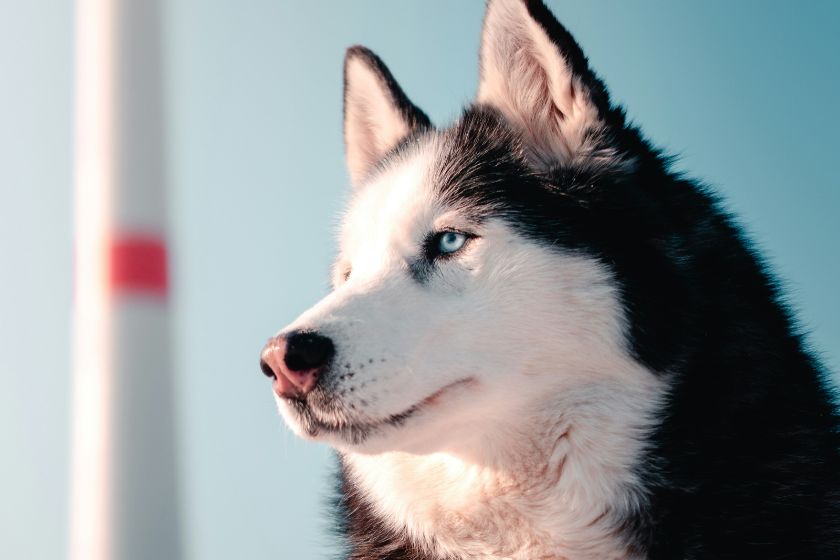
262;0;672;457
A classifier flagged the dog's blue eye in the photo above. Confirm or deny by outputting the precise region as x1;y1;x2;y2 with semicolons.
438;231;467;255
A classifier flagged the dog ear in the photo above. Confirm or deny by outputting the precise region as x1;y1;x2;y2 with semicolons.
477;0;613;170
344;46;431;187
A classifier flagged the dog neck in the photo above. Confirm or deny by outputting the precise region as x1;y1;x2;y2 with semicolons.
343;379;660;560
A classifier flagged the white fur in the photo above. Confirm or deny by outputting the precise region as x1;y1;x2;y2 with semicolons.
276;142;665;558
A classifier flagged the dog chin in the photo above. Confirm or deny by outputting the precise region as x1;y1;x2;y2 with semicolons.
275;397;415;453
276;378;478;454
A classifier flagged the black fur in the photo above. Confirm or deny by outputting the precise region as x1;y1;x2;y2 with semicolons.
332;2;840;558
429;106;840;559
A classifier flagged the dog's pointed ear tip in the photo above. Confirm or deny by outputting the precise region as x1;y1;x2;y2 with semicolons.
484;0;525;7
484;0;542;14
345;45;371;60
344;45;379;70
344;46;392;85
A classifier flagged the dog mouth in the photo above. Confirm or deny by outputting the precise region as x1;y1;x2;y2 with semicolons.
282;378;475;444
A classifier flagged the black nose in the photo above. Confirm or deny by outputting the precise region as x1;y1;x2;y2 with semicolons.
284;331;335;372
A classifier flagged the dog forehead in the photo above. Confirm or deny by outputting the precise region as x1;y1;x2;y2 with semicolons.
339;110;530;260
341;144;443;255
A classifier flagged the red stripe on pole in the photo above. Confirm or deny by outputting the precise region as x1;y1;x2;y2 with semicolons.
110;235;168;296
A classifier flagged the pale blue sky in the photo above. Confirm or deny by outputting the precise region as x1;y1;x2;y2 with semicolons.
2;1;838;559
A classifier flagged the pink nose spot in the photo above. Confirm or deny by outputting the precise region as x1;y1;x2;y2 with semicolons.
259;331;335;398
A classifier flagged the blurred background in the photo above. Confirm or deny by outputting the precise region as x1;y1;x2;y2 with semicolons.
2;1;838;559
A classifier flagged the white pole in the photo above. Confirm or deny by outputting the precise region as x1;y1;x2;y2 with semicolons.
71;0;181;558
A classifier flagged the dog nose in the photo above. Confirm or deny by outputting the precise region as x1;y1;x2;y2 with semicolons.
260;331;335;398
284;331;335;372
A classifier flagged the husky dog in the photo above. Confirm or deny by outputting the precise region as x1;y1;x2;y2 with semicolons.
260;1;840;558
